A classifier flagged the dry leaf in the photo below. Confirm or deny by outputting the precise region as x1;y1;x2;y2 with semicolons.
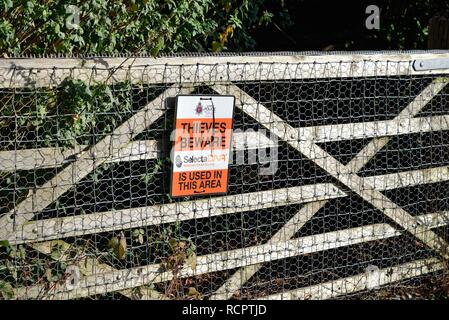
186;252;197;271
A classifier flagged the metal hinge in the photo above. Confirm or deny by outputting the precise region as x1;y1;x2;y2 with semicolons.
413;58;449;71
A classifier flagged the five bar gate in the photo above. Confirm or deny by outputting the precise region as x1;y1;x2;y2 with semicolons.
1;51;449;299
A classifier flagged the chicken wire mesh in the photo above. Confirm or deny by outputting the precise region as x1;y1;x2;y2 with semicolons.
0;53;449;300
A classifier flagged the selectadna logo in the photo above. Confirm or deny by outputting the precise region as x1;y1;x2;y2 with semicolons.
175;155;183;168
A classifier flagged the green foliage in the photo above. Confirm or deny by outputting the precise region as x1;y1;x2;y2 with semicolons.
0;79;133;150
0;280;14;299
2;1;447;56
0;239;69;299
141;159;165;185
0;0;276;56
210;0;273;51
50;79;133;148
162;236;198;298
366;0;449;50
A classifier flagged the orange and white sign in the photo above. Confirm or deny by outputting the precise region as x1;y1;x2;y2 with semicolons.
171;95;235;197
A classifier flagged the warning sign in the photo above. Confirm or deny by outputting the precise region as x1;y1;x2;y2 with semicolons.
171;95;235;197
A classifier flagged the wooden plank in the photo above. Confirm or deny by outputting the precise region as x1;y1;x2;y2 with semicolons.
4;59;448;300
257;257;445;300
0;145;87;171
248;77;446;301
29;241;165;300
199;78;449;300
8;183;346;244
0;85;192;240
2;78;447;172
396;77;449;118
0;131;276;172
3;112;449;172
365;165;449;190
3;114;449;172
428;14;449;49
347;76;449;174
10;163;449;244
210;200;328;300
13;210;449;299
209;146;449;299
346;137;390;173
215;84;449;260
210;150;449;299
297;114;449;143
2;53;449;88
10;77;444;300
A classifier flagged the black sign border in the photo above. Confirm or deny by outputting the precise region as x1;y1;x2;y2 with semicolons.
170;94;236;198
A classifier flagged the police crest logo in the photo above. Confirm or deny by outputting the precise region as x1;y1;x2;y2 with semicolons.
195;102;203;115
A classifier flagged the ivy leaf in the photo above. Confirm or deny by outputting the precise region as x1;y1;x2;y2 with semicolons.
117;236;127;260
211;40;223;52
48;240;70;261
132;229;145;245
178;241;186;250
3;0;13;11
150;37;164;57
187;287;201;298
138;234;144;245
109;232;127;260
0;240;10;248
5;260;17;279
108;236;119;250
168;238;178;251
0;280;14;300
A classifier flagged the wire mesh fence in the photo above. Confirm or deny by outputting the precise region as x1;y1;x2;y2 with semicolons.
1;52;449;300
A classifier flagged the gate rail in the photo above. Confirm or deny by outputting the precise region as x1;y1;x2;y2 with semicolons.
1;51;449;300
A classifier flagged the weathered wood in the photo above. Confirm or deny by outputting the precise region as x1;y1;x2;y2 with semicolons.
9;183;345;244
210;142;449;298
2;78;447;173
0;131;276;172
210;77;449;300
210;200;328;300
297;114;449;143
299;77;448;143
3;58;449;301
0;145;87;171
13;210;449;299
3;112;449;172
364;165;449;190
2;52;449;88
10;163;449;244
0;85;192;240
29;241;165;300
257;257;445;300
210;139;449;298
215;84;449;260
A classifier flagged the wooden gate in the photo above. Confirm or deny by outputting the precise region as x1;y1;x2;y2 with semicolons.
1;52;449;299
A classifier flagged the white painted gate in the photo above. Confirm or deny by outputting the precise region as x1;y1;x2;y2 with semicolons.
1;52;449;300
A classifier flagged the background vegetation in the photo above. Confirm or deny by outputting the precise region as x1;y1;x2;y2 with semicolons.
0;0;273;56
1;0;449;57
